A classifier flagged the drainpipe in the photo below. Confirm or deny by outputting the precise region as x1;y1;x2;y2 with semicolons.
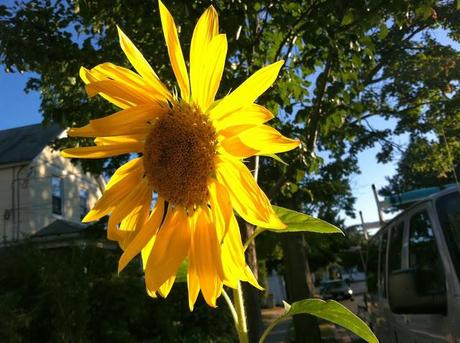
12;165;26;241
16;166;24;240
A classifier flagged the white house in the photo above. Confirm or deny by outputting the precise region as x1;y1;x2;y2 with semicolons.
0;123;102;244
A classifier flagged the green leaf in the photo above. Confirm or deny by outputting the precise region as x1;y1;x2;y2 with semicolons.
259;299;378;343
270;206;343;234
175;260;188;283
295;169;305;182
341;10;355;26
244;206;342;250
378;23;389;39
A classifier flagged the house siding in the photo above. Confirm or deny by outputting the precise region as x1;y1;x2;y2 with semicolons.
1;145;101;243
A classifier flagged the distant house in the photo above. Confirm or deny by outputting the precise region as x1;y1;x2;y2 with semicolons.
0;123;102;244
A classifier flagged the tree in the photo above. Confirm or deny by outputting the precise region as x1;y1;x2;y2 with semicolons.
381;134;460;197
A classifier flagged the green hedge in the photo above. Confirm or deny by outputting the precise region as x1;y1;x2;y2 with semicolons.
0;244;235;342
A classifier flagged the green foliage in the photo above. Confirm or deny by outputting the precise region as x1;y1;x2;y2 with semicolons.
381;130;459;198
2;0;459;222
272;206;343;234
246;205;342;250
0;244;235;342
259;299;378;343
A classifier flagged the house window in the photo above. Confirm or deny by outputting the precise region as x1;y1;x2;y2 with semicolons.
79;189;89;219
51;177;63;215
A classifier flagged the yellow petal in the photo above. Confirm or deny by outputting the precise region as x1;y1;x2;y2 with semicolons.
117;26;171;99
215;154;285;229
108;225;131;245
85;80;151;106
80;66;162;105
107;179;151;241
82;159;144;222
157;275;176;298
105;157;144;190
146;286;157;298
214;104;274;133
192;207;222;307
119;199;150;231
187;220;201;310
187;263;200;311
141;235;156;271
67;104;165;138
218;124;255;140
221;213;262;290
61;142;143;159
145;208;191;293
218;137;258;158
118;198;165;272
158;0;190;100
80;68;131;109
94;134;145;146
91;62;171;100
189;5;220;110
243;266;263;290
208;60;284;120
221;125;300;158
208;179;232;242
70;125;148;138
192;34;227;111
238;125;300;153
117;198;151;250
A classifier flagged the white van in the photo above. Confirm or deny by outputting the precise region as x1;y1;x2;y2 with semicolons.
365;186;460;343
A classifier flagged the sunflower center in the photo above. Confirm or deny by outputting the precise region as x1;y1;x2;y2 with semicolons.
143;101;216;209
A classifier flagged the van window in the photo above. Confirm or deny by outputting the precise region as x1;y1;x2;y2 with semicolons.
366;237;379;294
378;230;388;297
437;191;460;281
408;210;445;295
388;222;404;273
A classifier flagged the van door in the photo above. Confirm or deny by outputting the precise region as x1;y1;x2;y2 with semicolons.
396;206;449;342
367;230;393;342
386;221;413;343
436;190;460;342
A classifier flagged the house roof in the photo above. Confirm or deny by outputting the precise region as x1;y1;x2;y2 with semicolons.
0;123;63;165
34;219;87;237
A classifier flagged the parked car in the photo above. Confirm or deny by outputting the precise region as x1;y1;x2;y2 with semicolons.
320;279;353;300
364;185;460;343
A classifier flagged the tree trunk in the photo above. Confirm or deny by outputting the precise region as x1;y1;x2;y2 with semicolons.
282;233;321;342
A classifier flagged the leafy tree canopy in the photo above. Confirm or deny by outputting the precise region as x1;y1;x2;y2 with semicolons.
1;0;459;233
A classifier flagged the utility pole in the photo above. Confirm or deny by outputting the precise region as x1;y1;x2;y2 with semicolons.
371;184;385;225
359;211;369;240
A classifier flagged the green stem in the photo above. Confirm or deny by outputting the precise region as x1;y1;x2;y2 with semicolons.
258;316;288;343
232;282;249;343
222;288;239;328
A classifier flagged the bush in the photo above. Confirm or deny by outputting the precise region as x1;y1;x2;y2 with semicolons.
0;244;236;342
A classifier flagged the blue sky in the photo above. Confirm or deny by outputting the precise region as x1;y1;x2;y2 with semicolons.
1;71;42;129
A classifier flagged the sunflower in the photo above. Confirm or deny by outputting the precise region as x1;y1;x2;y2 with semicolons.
62;0;299;310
